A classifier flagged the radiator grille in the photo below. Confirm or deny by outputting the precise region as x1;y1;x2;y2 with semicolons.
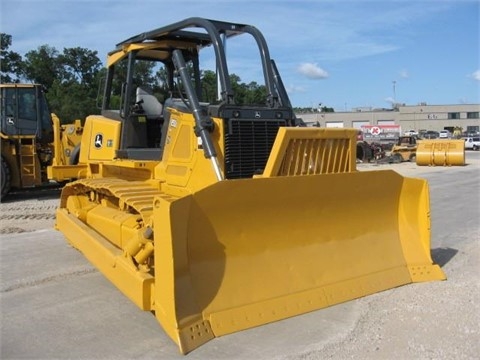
224;119;286;179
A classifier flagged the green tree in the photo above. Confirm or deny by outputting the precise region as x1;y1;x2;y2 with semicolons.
200;70;217;103
154;66;170;102
49;47;103;122
47;79;99;123
229;75;267;105
0;33;23;83
320;106;334;113
59;47;102;86
21;45;103;122
244;81;267;105
22;45;61;89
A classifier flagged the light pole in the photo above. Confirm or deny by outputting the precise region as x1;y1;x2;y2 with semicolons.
392;80;397;104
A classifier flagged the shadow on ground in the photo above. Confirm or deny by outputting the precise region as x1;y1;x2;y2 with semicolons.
1;184;63;203
431;247;458;267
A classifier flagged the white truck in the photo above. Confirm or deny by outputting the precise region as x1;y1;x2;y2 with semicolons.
464;136;480;150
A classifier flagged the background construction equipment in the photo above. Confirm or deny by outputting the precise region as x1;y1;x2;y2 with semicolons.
1;83;86;199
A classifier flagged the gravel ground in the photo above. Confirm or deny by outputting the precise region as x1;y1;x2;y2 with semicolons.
0;185;60;234
1;152;479;359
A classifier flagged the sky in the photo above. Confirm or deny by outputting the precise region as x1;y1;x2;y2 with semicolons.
1;0;479;110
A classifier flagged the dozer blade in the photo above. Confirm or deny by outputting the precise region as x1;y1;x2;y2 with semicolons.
152;170;446;353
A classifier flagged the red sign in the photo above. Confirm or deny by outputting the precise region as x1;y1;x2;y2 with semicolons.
361;125;401;141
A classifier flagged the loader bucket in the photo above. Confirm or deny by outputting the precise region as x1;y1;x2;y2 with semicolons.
152;169;446;353
416;139;465;166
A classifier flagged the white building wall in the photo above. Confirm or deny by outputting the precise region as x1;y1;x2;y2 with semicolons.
298;104;480;134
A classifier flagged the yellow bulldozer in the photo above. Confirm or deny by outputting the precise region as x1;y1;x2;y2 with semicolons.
55;18;446;354
1;83;86;199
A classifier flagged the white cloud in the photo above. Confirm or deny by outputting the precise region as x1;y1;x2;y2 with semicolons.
399;69;409;79
385;97;395;104
471;70;480;81
297;63;329;80
286;85;306;94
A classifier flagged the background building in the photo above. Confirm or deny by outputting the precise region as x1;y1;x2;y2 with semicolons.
299;104;480;136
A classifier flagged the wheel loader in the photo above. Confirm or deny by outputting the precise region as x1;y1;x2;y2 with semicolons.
1;83;86;199
55;18;446;354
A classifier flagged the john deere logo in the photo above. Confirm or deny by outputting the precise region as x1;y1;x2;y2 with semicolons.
94;133;103;148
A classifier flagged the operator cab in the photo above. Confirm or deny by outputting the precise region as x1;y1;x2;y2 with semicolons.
100;34;208;160
0;84;53;143
100;18;299;163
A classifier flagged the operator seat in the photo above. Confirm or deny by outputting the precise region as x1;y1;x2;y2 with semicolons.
135;87;163;148
136;87;163;119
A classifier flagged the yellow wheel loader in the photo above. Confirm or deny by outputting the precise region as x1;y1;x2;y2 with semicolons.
1;83;86;199
55;18;446;354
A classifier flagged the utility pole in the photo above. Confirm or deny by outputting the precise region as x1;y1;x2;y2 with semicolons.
392;80;397;103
